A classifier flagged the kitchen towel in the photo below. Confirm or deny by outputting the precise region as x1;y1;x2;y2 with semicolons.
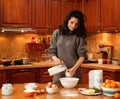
89;70;103;89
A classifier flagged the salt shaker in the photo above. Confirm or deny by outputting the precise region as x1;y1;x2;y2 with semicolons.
2;83;13;95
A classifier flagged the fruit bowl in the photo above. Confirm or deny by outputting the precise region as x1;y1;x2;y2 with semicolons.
101;87;120;97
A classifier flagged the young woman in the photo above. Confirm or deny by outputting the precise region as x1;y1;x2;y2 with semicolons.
49;10;87;84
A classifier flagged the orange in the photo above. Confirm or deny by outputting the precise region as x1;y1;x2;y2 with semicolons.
105;83;111;88
101;82;106;87
114;93;120;99
111;82;117;88
116;82;120;88
105;79;111;84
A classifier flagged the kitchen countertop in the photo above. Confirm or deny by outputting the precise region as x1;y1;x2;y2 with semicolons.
0;83;113;99
0;61;56;70
81;63;120;72
0;60;120;72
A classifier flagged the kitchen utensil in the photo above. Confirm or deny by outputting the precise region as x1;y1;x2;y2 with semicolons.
2;60;12;66
48;64;67;76
59;77;79;88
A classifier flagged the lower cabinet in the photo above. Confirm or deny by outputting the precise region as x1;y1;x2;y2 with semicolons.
39;68;53;83
0;67;52;87
6;68;40;83
0;71;6;88
82;68;120;84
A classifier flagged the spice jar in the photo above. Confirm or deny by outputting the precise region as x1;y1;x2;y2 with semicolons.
2;83;13;95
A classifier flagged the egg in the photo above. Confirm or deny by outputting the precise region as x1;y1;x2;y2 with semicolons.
52;84;57;89
47;82;52;88
40;89;46;94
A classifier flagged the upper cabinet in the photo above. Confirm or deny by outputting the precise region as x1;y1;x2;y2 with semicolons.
84;0;100;32
33;0;63;34
84;0;119;33
100;0;119;32
2;0;119;33
0;0;83;33
0;0;33;28
33;0;83;34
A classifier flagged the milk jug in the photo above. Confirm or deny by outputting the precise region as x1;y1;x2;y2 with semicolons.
89;70;103;89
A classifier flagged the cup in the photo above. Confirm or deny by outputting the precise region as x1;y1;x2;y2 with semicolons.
98;59;103;64
88;53;93;60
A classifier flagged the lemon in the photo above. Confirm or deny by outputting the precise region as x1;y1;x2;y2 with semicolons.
86;89;95;94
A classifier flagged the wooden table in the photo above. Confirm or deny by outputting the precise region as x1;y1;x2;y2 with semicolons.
0;84;113;99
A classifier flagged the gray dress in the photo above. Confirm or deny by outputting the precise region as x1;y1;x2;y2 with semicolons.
49;29;87;84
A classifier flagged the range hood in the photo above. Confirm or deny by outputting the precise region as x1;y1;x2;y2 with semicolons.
1;27;36;33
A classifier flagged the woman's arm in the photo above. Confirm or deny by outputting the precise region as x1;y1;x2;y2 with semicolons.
67;57;85;76
51;56;63;65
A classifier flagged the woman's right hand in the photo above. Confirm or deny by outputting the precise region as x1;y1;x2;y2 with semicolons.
52;56;63;65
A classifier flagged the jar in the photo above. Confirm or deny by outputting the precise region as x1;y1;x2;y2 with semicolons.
2;83;13;95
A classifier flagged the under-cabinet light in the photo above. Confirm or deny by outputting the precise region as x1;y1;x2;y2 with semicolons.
1;27;36;33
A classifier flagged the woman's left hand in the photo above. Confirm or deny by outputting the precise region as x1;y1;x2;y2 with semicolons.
67;68;76;76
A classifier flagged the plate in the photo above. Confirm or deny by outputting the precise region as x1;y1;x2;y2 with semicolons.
80;90;101;96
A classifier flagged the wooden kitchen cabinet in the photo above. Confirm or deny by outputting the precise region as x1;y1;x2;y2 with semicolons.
100;0;119;32
33;0;63;34
39;67;53;83
5;67;52;84
84;0;119;33
82;67;120;84
0;71;6;88
84;0;100;32
33;0;83;34
0;0;33;27
6;68;40;83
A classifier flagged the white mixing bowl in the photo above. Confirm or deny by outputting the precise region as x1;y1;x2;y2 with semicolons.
59;77;79;88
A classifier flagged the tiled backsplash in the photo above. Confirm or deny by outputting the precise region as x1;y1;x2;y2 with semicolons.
87;32;120;60
0;32;120;62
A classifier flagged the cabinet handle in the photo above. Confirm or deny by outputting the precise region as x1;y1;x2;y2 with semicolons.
49;25;52;29
47;25;50;29
19;69;28;72
43;71;49;75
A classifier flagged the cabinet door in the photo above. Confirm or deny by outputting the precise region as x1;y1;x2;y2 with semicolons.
6;69;39;83
100;0;118;32
49;0;62;32
62;0;74;22
40;68;52;83
73;0;84;12
33;0;48;33
0;0;32;27
34;0;62;34
82;68;92;84
0;71;6;87
84;0;100;32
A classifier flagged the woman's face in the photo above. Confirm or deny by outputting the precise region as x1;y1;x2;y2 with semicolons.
68;17;79;31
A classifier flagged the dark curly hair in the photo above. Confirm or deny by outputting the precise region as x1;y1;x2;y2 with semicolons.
59;10;87;38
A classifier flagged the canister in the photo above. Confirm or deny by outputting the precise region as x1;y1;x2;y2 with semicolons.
2;83;13;95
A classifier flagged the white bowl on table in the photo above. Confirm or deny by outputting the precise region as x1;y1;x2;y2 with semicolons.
46;87;57;94
59;77;79;88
